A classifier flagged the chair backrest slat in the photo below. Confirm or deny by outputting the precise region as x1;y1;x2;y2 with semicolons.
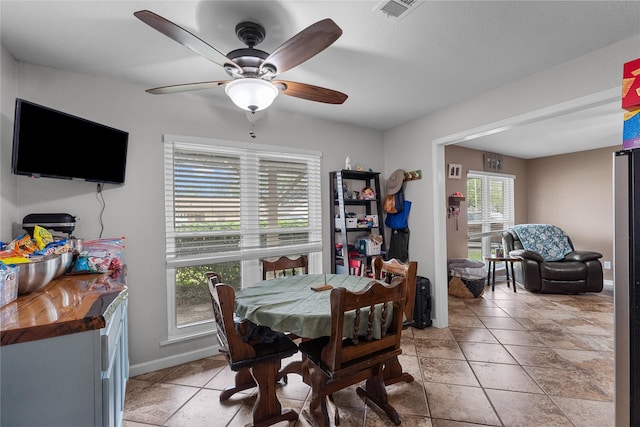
320;279;404;371
207;278;256;363
262;255;308;280
372;257;418;322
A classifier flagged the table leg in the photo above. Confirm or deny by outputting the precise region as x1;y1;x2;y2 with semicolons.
510;262;517;293
277;358;311;385
220;367;256;401
250;360;299;427
492;261;496;292
505;261;511;289
486;263;492;290
383;355;414;386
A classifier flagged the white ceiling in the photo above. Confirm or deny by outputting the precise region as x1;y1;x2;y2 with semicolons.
1;1;638;158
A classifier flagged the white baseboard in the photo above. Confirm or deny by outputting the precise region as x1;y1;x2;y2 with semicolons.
129;344;221;377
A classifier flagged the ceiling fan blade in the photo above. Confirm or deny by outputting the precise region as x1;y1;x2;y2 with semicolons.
146;81;229;95
260;19;342;75
273;80;347;104
134;10;242;73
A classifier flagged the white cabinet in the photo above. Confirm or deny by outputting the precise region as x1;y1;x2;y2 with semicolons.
0;296;128;427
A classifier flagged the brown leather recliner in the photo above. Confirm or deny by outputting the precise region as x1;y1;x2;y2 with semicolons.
502;227;603;294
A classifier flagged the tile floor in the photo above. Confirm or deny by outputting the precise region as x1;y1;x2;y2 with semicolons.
123;280;615;426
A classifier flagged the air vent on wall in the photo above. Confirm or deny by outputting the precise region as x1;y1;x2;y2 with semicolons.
374;0;424;20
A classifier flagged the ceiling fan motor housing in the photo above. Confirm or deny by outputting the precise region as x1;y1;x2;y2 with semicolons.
225;48;270;78
235;21;266;48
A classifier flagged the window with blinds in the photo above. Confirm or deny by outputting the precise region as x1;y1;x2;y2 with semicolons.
163;135;322;337
466;171;515;260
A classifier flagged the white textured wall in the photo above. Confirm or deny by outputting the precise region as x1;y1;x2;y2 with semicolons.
0;60;383;372
1;45;18;241
383;36;639;327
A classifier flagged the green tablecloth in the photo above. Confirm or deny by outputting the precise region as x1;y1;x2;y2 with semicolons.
234;274;384;339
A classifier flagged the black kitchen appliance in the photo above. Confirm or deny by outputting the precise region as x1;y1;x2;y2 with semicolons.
22;213;76;237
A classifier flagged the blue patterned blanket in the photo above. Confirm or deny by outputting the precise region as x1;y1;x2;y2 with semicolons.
511;224;573;261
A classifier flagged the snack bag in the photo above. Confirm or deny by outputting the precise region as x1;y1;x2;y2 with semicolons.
33;225;53;250
33;238;69;257
71;237;125;275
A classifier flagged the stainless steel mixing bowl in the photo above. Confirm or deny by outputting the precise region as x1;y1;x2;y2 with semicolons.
17;253;72;295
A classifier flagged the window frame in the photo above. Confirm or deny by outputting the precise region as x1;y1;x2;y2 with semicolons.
466;170;515;260
162;134;323;343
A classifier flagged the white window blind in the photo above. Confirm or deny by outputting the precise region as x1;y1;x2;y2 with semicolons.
164;137;323;268
467;171;515;257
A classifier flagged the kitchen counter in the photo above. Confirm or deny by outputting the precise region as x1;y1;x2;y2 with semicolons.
0;270;127;345
0;269;129;427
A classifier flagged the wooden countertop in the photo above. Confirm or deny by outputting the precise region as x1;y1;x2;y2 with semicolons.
0;271;127;346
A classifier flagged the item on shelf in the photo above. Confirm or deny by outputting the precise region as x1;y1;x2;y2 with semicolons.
0;264;19;307
356;215;379;228
334;216;358;229
623;110;640;150
359;187;375;199
335;243;358;257
357;234;382;256
622;57;640;112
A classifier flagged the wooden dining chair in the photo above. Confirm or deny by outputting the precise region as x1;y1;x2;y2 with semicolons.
372;256;417;386
205;271;222;285
208;279;299;427
262;255;308;280
372;257;418;326
298;279;405;427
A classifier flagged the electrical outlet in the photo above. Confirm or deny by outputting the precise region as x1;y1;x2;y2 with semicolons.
604;261;611;270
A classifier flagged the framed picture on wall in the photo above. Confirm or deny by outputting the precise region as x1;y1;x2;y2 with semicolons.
448;163;462;179
483;152;503;172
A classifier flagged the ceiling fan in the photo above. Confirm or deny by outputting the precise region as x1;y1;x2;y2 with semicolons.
134;10;348;112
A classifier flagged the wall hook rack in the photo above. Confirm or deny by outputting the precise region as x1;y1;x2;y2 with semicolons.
403;170;422;181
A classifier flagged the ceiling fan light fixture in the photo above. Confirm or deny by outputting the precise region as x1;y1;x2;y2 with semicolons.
224;78;279;112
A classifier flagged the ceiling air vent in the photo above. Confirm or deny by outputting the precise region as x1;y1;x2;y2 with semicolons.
374;0;424;20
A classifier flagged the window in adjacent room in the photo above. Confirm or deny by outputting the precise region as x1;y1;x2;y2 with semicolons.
466;171;515;261
163;135;322;341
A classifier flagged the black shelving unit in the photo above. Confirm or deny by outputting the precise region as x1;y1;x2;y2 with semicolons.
329;170;386;275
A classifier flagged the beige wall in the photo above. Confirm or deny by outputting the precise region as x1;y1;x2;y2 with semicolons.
445;144;619;281
528;145;619;281
444;145;528;259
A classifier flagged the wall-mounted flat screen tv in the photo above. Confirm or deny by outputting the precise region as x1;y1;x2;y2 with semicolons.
11;98;129;184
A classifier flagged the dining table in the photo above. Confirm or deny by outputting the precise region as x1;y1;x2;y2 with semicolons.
234;273;413;385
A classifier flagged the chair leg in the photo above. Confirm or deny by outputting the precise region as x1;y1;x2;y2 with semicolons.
302;365;331;427
356;364;401;426
327;394;340;425
250;360;299;427
220;367;256;401
383;355;414;386
277;359;303;383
